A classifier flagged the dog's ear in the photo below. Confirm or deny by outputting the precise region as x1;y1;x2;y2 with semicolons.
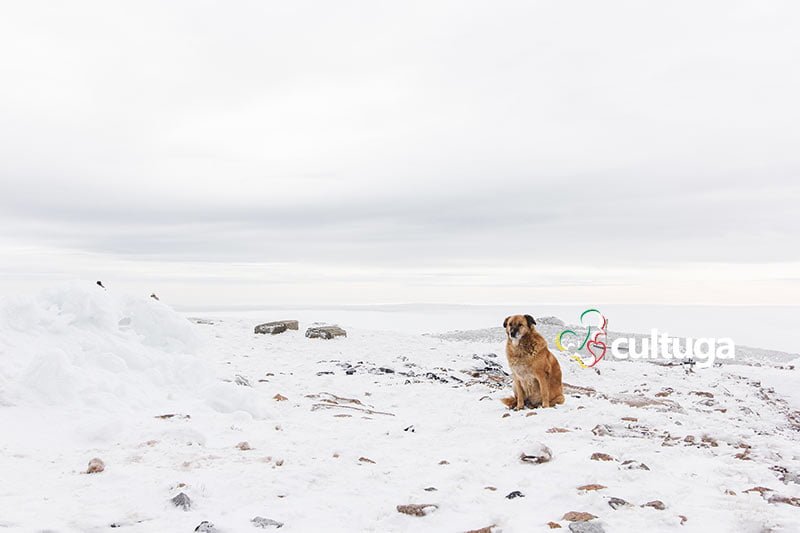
503;316;510;328
524;314;536;327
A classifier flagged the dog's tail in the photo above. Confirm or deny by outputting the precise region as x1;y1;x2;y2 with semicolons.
500;396;516;408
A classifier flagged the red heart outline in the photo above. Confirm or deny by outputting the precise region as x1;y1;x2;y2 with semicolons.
585;330;608;367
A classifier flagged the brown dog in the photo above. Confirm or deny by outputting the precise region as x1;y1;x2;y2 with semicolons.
501;314;565;409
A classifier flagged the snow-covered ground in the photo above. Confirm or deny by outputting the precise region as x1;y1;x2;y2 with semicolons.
1;284;799;532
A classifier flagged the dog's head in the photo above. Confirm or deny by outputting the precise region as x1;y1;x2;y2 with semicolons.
503;314;536;345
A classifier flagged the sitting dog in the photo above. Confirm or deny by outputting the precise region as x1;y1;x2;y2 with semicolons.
501;314;565;409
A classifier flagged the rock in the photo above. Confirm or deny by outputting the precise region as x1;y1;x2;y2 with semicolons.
255;320;298;334
255;324;287;335
569;522;605;533
86;458;105;474
505;490;525;499
236;441;252;451
235;374;251;387
547;427;571;433
194;522;216;532
590;452;616;462
465;526;496;533
771;465;800;484
358;456;376;464
591;425;611;436
679;515;688;525
171;492;192;511
537;316;565;327
562;511;597;522
643;500;666;510
397;504;438;516
608;497;632;509
744;486;773;495
424;487;437;492
306;325;347;339
273;394;288;401
251;516;284;528
577;484;606;491
547;523;563;529
768;494;800;507
520;443;552;464
620;460;650;470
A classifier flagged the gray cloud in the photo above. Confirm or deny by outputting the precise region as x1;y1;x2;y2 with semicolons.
1;1;799;304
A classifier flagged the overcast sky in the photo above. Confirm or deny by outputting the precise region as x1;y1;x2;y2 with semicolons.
1;1;799;306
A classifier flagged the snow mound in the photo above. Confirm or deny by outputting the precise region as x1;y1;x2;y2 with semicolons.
0;282;215;412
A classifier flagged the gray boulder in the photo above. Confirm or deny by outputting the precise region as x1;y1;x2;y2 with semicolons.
255;320;299;335
306;325;347;339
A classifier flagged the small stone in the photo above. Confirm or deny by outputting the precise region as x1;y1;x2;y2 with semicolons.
520;443;552;464
86;458;105;474
506;490;525;499
439;460;450;465
643;500;666;510
194;521;216;532
171;492;192;511
725;489;736;495
236;441;252;451
484;486;497;491
397;503;438;516
608;497;631;510
562;511;597;522
547;427;571;433
701;435;718;447
620;460;650;470
577;484;606;492
526;412;537;417
358;456;376;464
744;486;773;495
235;374;251;387
275;459;284;466
592;425;611;436
590;452;616;462
679;515;688;525
547;523;563;529
621;417;638;422
273;394;288;401
251;516;284;528
424;487;438;492
768;494;800;507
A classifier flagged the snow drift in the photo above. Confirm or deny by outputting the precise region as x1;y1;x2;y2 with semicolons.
0;282;261;415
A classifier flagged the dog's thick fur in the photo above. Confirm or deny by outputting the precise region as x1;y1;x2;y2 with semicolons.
501;314;565;409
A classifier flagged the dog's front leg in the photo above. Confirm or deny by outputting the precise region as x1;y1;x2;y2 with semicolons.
538;374;551;408
513;377;525;410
